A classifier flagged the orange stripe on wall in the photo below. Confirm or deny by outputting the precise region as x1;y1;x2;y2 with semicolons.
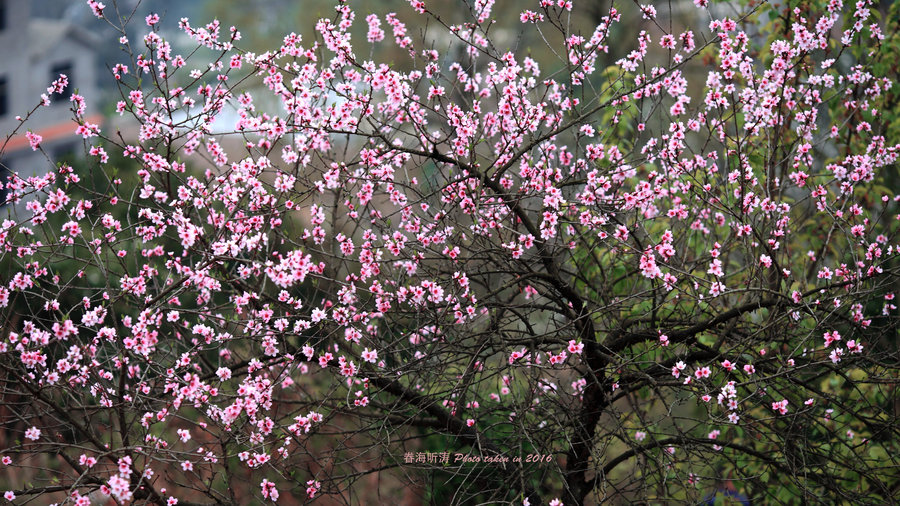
4;114;105;153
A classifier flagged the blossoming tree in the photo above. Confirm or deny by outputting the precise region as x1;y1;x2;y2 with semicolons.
1;0;899;503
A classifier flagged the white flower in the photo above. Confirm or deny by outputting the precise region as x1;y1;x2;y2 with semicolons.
25;426;41;441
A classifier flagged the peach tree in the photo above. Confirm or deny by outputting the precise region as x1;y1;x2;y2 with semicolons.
1;0;899;503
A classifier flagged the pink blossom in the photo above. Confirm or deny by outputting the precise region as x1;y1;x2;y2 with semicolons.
772;399;789;415
824;330;842;347
639;4;657;19
86;1;105;18
567;340;584;354
26;131;42;150
306;480;321;498
261;479;279;501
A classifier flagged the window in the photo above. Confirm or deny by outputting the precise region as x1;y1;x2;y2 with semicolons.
50;63;74;103
52;142;79;162
0;162;8;209
0;77;8;117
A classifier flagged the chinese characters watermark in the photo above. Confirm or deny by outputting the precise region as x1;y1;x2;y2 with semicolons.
402;451;553;465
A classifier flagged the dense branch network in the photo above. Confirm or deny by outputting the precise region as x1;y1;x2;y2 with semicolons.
0;0;899;504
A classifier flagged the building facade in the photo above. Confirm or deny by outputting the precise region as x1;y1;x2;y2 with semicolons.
0;0;101;200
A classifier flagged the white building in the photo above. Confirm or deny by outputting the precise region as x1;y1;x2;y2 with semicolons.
0;0;102;200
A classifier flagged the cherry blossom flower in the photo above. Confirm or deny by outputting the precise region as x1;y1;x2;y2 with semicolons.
772;399;789;415
567;340;584;354
260;479;279;501
26;131;42;150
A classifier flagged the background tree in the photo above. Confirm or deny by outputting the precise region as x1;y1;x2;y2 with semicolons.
1;0;899;504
